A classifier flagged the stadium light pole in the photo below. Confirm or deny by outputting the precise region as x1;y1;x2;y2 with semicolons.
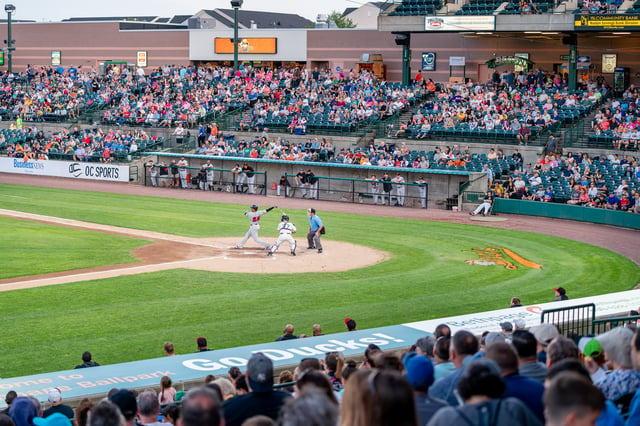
231;0;243;73
4;4;15;73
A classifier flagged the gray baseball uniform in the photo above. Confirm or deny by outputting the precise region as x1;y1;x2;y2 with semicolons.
269;220;297;255
235;206;274;249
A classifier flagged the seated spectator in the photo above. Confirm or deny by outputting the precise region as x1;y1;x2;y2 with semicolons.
138;391;170;426
484;342;545;422
340;369;418;426
275;324;298;341
594;327;640;401
158;376;177;405
74;399;93;426
279;388;337;426
9;397;39;426
512;330;547;383
427;358;542;426
544;372;605;426
430;330;480;406
180;387;224;426
403;352;448;425
75;351;100;369
43;389;74;421
196;337;210;352
87;400;122;426
109;390;137;426
223;352;292;426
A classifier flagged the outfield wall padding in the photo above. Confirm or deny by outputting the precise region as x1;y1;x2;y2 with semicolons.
493;198;640;230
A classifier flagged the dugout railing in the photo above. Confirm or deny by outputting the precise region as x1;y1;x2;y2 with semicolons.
592;315;640;336
141;162;431;208
282;174;429;208
144;163;268;195
540;303;596;338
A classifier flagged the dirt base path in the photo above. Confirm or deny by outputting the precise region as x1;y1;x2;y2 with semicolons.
1;173;639;292
0;208;389;291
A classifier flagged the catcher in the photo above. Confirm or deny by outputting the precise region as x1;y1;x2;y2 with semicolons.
267;214;297;256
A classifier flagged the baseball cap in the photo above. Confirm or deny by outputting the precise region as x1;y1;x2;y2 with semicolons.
499;322;513;332
529;323;559;346
402;352;435;392
578;338;602;358
247;352;274;393
344;318;352;325
197;337;207;347
555;287;566;296
33;413;71;426
109;389;137;419
513;319;526;329
484;332;506;346
48;388;62;404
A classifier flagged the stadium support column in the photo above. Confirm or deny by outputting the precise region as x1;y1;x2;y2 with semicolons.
5;4;15;73
395;33;411;86
563;33;578;92
231;0;243;73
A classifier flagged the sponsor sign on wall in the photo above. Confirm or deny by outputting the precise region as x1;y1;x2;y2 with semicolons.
136;51;148;67
422;52;436;71
602;54;617;73
214;37;277;54
0;158;129;182
425;16;495;31
449;56;466;66
575;14;640;30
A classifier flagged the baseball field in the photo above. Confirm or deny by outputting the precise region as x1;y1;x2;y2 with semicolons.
1;181;639;378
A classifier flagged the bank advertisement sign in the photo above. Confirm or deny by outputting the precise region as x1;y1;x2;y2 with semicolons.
575;14;640;30
0;158;129;182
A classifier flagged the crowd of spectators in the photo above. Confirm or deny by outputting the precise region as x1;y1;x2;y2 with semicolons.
591;86;640;151
391;69;606;143
0;125;159;163
4;321;640;426
489;148;640;211
577;0;623;14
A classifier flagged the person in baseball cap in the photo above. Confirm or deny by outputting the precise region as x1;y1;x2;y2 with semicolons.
529;323;560;364
345;318;357;331
222;352;292;425
403;351;448;424
197;337;210;352
34;413;71;426
43;388;74;420
109;389;138;426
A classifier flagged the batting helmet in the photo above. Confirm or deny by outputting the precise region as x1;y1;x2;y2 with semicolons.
281;214;289;222
250;204;258;210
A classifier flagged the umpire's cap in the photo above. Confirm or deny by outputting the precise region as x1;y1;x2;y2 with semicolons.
250;204;258;210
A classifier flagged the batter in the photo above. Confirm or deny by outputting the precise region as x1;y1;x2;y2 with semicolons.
235;204;276;249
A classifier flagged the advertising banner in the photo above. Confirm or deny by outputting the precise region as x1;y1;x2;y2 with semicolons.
575;14;640;30
214;37;277;54
425;16;495;31
0;158;129;182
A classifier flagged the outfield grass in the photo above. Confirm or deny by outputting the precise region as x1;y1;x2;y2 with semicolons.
1;183;639;377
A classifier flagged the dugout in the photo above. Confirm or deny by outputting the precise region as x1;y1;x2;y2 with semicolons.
146;153;480;209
